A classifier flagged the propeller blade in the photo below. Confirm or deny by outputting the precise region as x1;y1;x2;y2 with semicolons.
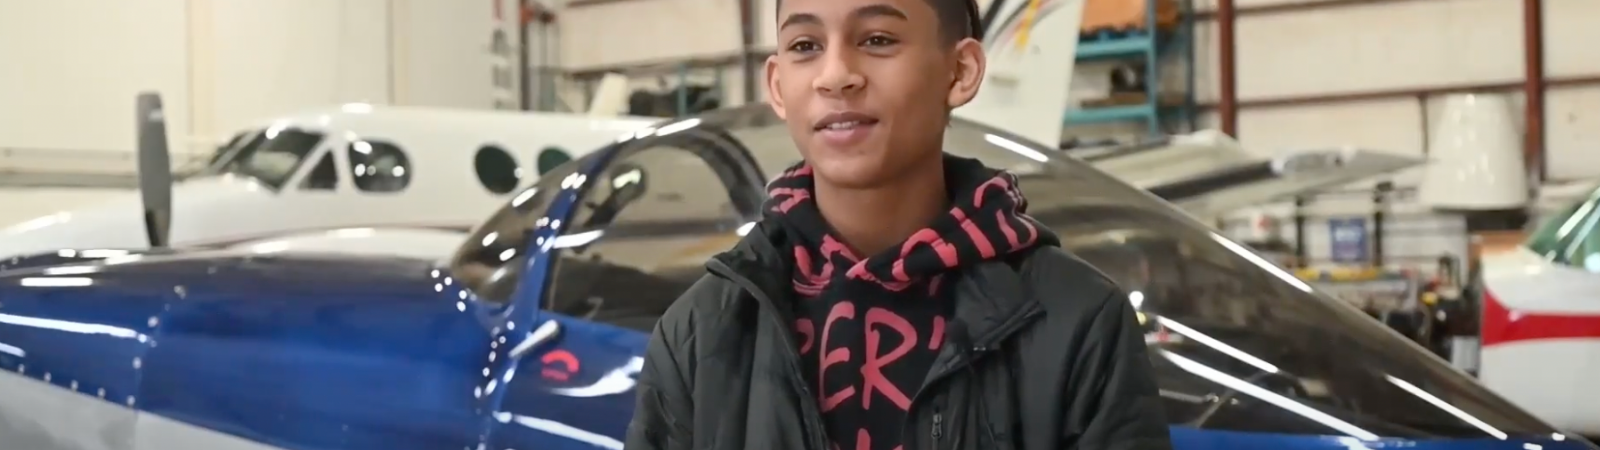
136;91;174;248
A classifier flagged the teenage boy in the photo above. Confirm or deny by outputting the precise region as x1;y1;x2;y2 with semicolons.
624;0;1172;448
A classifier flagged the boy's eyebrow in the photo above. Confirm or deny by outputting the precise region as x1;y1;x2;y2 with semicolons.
779;4;909;31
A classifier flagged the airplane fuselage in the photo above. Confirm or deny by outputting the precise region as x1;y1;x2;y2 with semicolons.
1478;186;1600;436
0;250;639;450
0;105;657;262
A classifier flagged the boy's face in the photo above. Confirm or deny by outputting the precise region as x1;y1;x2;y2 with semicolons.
766;0;985;189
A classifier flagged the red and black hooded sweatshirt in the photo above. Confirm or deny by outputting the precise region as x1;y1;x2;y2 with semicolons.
762;154;1049;450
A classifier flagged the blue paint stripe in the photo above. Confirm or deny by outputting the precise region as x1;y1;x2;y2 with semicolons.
2;332;1593;449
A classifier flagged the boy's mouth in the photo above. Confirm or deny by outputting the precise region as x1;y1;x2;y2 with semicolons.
812;111;880;147
812;111;880;132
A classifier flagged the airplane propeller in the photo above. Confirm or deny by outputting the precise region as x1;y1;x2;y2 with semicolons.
136;91;174;248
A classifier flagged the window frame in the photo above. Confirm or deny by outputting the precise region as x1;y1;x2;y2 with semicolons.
206;128;326;191
535;130;766;326
295;150;342;191
278;142;338;192
345;138;414;193
447;126;765;313
1525;187;1600;270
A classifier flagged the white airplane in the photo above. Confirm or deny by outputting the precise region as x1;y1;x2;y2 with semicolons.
1479;182;1600;438
0;76;658;263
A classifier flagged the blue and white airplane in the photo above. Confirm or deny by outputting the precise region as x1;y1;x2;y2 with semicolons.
1;0;1593;448
0;103;1591;450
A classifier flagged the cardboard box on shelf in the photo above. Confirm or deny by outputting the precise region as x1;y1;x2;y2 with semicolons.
1081;0;1181;34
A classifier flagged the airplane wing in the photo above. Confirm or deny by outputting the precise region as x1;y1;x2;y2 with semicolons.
1164;149;1424;218
1084;129;1256;191
1073;130;1423;219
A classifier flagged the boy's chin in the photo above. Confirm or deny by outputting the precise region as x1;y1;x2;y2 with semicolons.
809;157;894;189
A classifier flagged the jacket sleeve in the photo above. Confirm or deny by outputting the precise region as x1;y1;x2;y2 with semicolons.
623;288;700;450
1063;290;1173;450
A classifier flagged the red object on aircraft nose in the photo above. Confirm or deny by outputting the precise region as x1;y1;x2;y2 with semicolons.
1480;287;1600;346
540;350;580;381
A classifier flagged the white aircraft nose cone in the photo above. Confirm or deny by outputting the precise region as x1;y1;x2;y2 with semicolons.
0;176;268;260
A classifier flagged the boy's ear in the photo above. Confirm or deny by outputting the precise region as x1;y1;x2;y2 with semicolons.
946;38;986;108
766;56;787;120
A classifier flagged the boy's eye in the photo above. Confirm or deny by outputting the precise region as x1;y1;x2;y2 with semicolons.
788;41;820;53
862;36;897;47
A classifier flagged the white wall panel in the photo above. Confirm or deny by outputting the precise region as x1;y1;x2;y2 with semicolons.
1190;0;1600;98
559;0;742;70
209;0;393;134
391;0;500;109
0;0;501;182
1546;0;1600;78
1232;0;1520;100
0;0;191;156
1544;85;1600;181
1238;98;1425;157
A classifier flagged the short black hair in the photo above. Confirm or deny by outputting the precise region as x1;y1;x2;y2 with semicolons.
776;0;984;45
931;0;984;43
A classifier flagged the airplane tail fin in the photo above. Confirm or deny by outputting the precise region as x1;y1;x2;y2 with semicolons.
135;91;174;248
953;0;1085;147
587;73;632;117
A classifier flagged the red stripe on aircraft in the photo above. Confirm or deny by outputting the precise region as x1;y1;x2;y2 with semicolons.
1480;288;1600;346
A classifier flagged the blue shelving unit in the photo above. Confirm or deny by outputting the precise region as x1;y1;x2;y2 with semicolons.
1064;0;1196;138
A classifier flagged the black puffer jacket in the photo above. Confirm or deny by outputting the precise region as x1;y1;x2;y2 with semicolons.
623;220;1172;450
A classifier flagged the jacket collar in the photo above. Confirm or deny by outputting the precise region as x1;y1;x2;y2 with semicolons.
709;219;1042;345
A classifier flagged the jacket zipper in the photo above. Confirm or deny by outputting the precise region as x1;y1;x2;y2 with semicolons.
902;306;1041;449
708;261;830;450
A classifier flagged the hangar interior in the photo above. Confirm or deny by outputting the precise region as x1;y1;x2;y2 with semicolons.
3;0;1600;449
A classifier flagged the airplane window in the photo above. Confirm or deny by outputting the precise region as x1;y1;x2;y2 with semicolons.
698;106;1556;439
210;130;255;166
347;139;411;193
448;131;758;332
537;147;572;175
546;142;749;331
212;127;324;190
475;145;523;194
1524;186;1600;272
298;153;339;190
450;161;584;304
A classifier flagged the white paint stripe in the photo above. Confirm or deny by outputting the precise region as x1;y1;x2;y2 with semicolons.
0;369;287;450
496;412;623;450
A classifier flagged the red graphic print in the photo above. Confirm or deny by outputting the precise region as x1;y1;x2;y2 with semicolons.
765;155;1040;450
819;302;857;412
862;307;915;410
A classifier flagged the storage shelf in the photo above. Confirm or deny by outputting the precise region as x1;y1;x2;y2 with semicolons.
1076;35;1156;61
1065;104;1157;125
1066;0;1196;139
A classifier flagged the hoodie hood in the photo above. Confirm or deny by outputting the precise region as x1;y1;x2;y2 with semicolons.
762;154;1059;293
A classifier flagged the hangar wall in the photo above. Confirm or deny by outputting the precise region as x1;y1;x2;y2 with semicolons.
1;0;1591;271
557;0;1600;179
555;0;1593;272
0;0;505;219
0;0;508;158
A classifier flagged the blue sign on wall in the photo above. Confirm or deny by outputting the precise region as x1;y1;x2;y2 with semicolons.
1328;217;1369;263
